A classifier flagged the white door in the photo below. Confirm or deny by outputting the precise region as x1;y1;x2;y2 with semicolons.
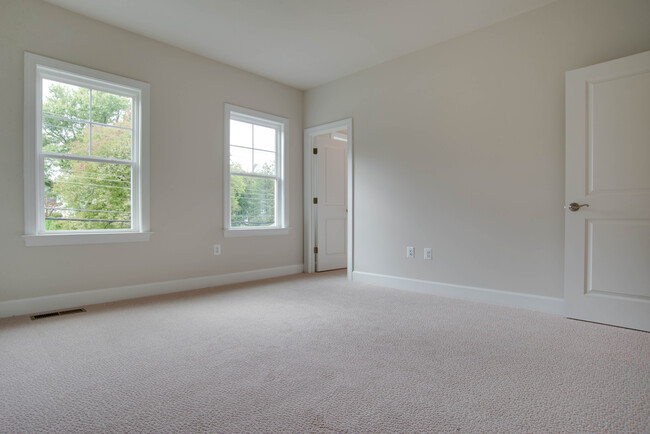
315;132;347;271
565;50;650;332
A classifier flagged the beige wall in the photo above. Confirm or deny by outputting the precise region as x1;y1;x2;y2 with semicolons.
305;0;650;298
2;0;649;305
0;0;303;302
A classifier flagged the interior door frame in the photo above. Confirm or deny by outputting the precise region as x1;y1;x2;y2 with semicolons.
304;118;353;278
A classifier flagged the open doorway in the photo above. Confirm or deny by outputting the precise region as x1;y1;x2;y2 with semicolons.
304;119;353;278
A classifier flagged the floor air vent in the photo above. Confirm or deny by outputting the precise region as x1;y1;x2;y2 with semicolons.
31;308;86;320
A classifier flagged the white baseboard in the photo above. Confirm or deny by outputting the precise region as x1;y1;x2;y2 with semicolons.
0;264;304;319
353;271;564;315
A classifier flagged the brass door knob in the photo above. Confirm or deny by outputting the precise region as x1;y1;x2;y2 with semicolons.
568;202;589;212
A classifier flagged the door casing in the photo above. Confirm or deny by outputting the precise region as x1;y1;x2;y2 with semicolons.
304;119;353;278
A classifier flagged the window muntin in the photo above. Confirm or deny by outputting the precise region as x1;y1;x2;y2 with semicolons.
24;53;150;245
225;105;288;234
44;157;132;231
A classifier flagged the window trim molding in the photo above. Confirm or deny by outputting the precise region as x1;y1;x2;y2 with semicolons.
223;103;289;237
23;232;152;247
23;53;150;246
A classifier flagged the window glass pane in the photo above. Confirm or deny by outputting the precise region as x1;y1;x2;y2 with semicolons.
42;79;90;121
253;125;276;151
230;120;252;148
253;149;276;175
91;125;132;160
230;175;275;227
230;146;252;173
91;90;132;127
44;158;131;231
42;119;89;156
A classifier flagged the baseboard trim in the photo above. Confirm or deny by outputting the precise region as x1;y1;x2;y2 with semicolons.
353;271;564;315
0;264;304;318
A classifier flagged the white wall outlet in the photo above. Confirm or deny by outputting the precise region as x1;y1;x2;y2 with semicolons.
424;247;432;260
213;244;221;256
407;246;415;258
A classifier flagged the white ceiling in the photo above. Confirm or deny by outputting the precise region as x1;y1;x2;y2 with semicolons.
43;0;559;90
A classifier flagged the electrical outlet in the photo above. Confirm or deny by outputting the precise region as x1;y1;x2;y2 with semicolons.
424;247;432;260
406;246;415;258
213;244;221;256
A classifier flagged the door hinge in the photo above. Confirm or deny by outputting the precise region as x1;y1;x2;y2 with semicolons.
314;247;318;254
313;147;318;154
313;197;318;204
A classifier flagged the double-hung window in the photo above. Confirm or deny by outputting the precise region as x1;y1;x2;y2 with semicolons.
23;53;150;246
224;104;289;236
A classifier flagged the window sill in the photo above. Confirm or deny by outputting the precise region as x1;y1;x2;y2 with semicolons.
23;231;152;247
224;227;290;238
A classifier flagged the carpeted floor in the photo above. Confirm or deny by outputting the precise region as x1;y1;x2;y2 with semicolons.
1;271;648;433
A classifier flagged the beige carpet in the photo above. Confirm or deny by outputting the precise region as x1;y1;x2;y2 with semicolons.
1;271;648;433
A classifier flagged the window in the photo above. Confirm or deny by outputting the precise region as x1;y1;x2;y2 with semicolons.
224;104;289;237
24;53;150;246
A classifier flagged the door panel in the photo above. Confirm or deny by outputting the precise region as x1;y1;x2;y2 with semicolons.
588;220;650;298
315;133;347;271
565;50;650;331
326;219;346;254
590;71;650;193
326;147;346;204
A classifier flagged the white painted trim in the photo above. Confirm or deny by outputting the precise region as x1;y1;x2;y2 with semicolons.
23;231;152;246
23;52;150;244
353;271;564;315
304;119;354;279
24;53;38;238
0;264;304;318
224;227;290;238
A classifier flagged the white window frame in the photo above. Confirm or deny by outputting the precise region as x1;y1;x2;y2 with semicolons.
224;104;289;237
23;53;151;246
